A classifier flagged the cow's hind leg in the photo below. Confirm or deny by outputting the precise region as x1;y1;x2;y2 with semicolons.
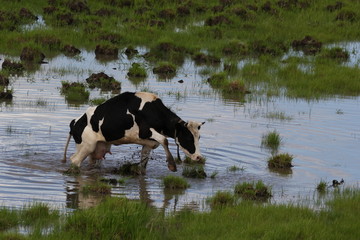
140;145;151;169
70;142;97;167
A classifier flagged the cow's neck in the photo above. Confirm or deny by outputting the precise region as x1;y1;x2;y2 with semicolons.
163;116;182;139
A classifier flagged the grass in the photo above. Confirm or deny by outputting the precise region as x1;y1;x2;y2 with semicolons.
234;180;272;201
0;1;360;99
127;63;147;78
265;111;293;121
183;156;206;165
317;180;328;194
163;176;190;190
2;188;360;239
267;153;294;169
81;181;112;195
60;81;90;104
182;165;207;179
261;130;282;152
207;191;236;209
117;162;145;175
228;165;245;172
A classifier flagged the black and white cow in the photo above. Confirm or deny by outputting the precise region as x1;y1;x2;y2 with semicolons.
63;92;204;172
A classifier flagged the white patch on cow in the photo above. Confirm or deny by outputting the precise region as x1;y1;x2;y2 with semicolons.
135;92;158;110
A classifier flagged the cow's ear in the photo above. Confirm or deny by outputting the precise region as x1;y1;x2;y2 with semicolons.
197;121;205;130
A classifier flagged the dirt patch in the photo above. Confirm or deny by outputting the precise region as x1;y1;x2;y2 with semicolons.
0;91;12;100
326;2;344;12
62;45;81;56
86;72;121;91
205;15;232;26
19;8;38;21
34;35;61;50
292;36;322;55
0;74;9;86
124;46;138;58
20;47;45;63
177;6;190;17
335;10;357;22
66;0;90;13
2;59;24;72
153;64;176;74
192;53;221;65
56;12;75;26
95;45;118;60
158;9;176;19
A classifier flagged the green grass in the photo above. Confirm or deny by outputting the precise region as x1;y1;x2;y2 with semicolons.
234;180;272;201
227;165;245;172
261;130;282;152
182;165;207;179
60;81;90;104
163;175;190;190
317;180;328;194
267;153;294;169
207;191;236;209
81;181;112;195
2;189;360;239
127;63;147;78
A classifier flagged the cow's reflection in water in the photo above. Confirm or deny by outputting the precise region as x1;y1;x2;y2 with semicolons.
64;174;198;212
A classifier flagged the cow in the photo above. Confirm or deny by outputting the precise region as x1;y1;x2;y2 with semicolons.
63;92;204;172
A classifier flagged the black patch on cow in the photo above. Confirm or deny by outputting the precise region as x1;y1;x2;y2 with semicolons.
176;122;196;154
90;92;141;142
137;98;180;139
70;114;87;144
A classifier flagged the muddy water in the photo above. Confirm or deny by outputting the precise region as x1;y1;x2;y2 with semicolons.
1;50;359;212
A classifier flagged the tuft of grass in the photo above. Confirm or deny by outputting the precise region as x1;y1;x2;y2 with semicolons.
90;97;107;106
317;180;328;194
0;207;18;231
228;165;245;172
210;170;219;179
182;165;207;179
261;130;282;152
127;63;147;78
163;175;190;190
152;61;177;77
265;111;293;121
60;81;89;104
61;197;158;239
183;156;206;164
81;181;112;195
267;153;294;169
21;202;59;226
117;162;145;176
63;164;81;176
234;180;272;201
207;191;236;209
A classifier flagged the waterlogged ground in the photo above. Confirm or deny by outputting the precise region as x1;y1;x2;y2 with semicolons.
1;47;360;212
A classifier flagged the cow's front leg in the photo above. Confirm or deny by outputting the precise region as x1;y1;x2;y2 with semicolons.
149;128;177;172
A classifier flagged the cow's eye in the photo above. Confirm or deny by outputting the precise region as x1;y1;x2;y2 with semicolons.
198;126;201;130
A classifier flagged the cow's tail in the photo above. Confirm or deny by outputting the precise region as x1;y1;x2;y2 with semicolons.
63;133;72;163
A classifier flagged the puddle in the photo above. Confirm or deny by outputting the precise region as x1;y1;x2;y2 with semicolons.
0;50;359;212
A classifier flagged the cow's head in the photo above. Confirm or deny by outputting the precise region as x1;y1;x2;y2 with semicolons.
175;120;205;161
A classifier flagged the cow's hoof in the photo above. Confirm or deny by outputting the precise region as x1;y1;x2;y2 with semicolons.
168;164;177;172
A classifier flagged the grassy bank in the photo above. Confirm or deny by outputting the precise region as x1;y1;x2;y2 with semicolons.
1;0;360;99
1;188;359;240
1;0;360;57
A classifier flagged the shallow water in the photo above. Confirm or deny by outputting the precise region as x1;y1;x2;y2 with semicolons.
1;50;359;212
